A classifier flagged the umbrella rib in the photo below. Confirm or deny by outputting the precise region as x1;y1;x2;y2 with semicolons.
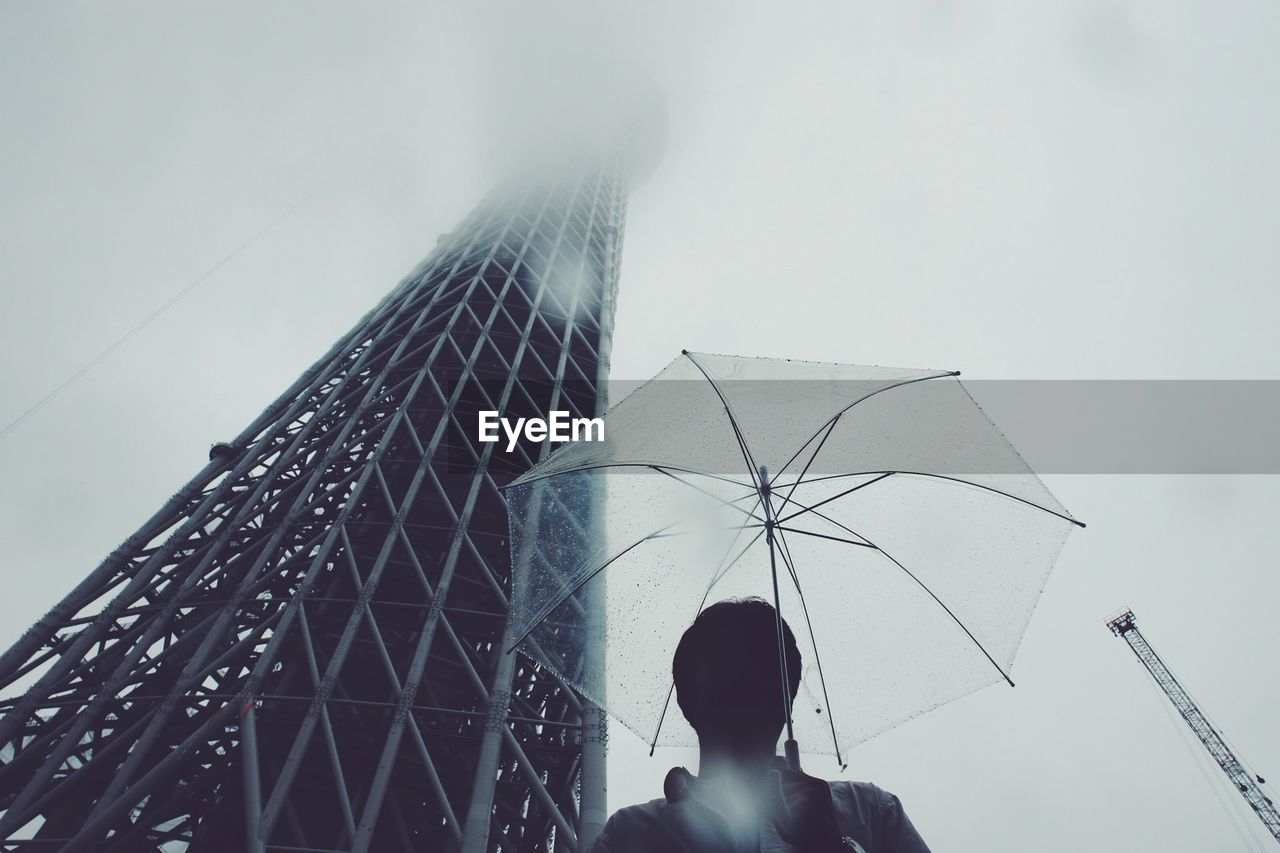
778;469;1084;528
771;521;845;768
773;371;960;488
773;524;1016;688
682;351;764;491
775;472;895;526
649;518;766;756
646;526;765;540
506;489;764;654
758;490;876;548
507;532;670;654
773;526;875;548
650;466;767;525
777;414;843;512
507;462;753;490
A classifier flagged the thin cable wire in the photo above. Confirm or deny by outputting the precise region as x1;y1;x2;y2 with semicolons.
0;113;420;444
1171;682;1278;848
1204;702;1279;807
1137;627;1279;844
0;191;321;442
1145;674;1267;852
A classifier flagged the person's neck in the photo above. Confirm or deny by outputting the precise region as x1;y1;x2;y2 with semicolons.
696;741;777;782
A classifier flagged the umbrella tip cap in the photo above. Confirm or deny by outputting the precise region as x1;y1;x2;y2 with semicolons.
681;348;689;355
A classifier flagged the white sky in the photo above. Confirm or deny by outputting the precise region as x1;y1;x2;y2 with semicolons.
2;2;1279;850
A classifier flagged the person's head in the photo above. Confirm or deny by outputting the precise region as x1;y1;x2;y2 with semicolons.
672;597;802;755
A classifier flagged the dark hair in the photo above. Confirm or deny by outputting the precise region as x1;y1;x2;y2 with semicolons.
672;597;802;727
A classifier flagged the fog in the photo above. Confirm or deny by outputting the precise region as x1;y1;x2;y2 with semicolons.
2;2;1278;849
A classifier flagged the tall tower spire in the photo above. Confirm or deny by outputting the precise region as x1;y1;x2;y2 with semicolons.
0;147;639;851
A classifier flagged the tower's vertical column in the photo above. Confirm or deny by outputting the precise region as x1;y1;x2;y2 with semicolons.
576;156;629;853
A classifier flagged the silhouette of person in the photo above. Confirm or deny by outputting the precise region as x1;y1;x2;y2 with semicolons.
587;597;932;852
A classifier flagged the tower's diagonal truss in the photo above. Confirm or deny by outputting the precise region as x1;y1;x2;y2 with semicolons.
0;157;628;852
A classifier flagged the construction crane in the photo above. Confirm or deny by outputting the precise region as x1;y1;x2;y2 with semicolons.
1107;608;1280;844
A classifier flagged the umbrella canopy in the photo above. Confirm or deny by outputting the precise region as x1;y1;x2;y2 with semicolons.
504;351;1082;766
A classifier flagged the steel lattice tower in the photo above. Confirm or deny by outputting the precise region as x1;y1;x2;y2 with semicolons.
0;152;635;852
1107;609;1280;844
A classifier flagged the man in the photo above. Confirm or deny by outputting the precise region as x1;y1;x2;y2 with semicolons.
588;598;932;853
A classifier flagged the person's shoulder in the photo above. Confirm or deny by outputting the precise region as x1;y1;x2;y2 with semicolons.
827;779;909;819
599;797;676;835
606;797;668;822
827;779;932;853
828;779;891;802
590;798;677;853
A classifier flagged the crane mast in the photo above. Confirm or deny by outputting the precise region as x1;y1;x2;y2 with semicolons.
1107;609;1280;844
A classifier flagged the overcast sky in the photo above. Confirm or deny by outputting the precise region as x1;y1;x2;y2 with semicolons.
2;2;1279;850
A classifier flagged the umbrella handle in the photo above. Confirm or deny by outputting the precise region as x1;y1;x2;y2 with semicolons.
784;738;801;772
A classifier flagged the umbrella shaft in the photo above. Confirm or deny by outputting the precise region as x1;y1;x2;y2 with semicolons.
760;466;797;755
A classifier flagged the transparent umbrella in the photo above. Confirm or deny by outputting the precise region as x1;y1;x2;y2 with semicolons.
504;351;1082;769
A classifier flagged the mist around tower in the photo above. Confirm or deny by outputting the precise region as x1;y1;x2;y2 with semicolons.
0;4;1278;853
